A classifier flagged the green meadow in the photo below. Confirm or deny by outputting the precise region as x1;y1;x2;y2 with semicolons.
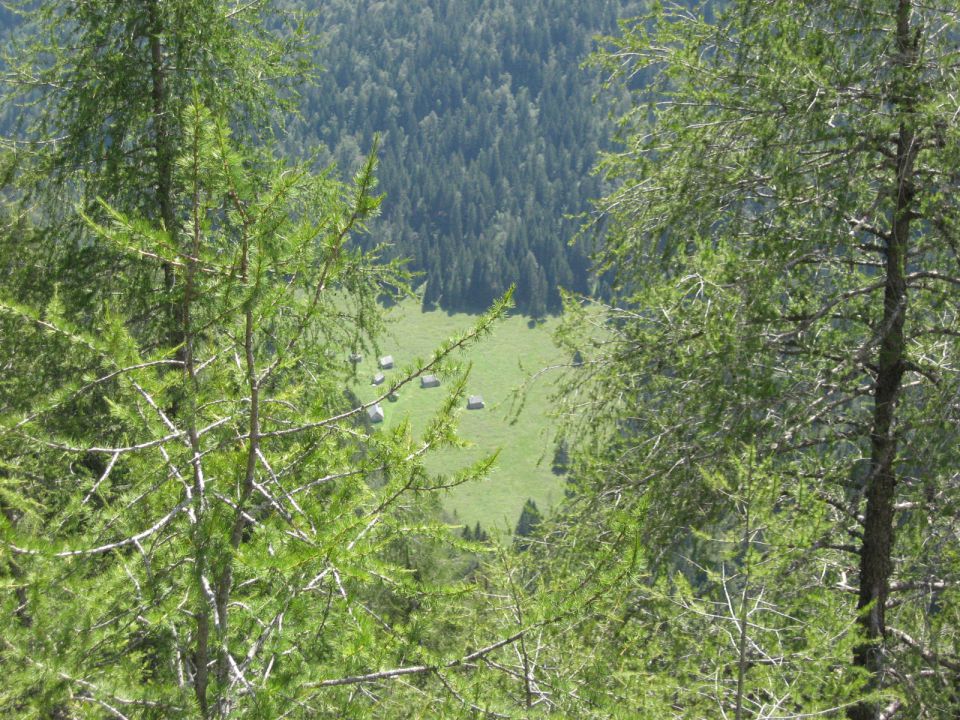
351;298;569;536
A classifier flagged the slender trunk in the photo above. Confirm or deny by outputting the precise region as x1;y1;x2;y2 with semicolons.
147;9;214;714
213;210;258;715
850;3;917;718
182;106;212;719
734;498;752;720
147;0;180;353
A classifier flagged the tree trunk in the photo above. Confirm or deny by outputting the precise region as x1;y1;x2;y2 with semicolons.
850;3;918;718
147;0;181;354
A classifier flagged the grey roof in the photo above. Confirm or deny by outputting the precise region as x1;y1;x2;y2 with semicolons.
349;352;363;363
467;395;485;409
378;355;394;369
367;404;384;423
372;372;385;385
420;374;440;388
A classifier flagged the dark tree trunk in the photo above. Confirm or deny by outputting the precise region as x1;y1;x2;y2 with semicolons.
849;3;918;718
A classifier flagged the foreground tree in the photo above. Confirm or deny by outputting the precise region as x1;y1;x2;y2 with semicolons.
0;2;537;717
554;1;960;717
2;0;308;344
0;99;523;717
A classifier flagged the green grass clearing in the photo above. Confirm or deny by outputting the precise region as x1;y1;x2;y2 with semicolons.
351;298;569;536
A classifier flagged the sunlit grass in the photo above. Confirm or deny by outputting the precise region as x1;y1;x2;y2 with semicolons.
351;298;570;535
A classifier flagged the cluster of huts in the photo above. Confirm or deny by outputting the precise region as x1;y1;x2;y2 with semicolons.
352;351;484;424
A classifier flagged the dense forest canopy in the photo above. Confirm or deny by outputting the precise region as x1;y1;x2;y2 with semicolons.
291;0;639;315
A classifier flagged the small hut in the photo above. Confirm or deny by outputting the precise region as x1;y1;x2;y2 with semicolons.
378;355;394;369
349;352;363;364
372;372;385;386
467;395;485;410
420;374;440;389
367;403;384;423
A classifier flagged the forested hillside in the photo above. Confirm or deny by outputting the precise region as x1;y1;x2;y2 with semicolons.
293;0;636;315
2;1;958;719
0;0;631;314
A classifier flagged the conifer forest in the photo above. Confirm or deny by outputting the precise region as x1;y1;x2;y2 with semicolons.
0;1;958;718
